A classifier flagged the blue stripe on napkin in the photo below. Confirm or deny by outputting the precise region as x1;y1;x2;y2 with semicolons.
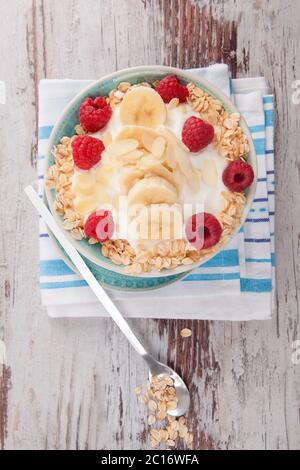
240;278;272;293
40;259;74;276
201;249;238;268
183;272;240;282
253;138;266;155
41;280;87;289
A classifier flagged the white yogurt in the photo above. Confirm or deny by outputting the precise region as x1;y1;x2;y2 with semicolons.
72;100;227;249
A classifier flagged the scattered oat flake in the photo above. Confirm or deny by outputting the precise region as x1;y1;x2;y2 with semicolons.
166;439;176;447
134;386;142;395
139;394;149;404
159;429;169;442
180;328;192;338
148;415;156;425
150;429;160;440
150;439;159;449
148;400;158;412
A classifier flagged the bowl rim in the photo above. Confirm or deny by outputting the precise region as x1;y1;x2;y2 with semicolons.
44;65;257;279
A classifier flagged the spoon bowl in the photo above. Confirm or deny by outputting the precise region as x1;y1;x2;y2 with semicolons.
145;354;190;417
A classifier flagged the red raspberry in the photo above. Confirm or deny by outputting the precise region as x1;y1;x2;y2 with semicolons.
79;96;112;132
222;160;254;192
155;75;188;103
72;135;104;170
84;210;114;243
182;116;214;152
185;212;222;250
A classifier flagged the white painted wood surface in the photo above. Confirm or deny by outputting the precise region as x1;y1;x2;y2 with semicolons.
0;0;299;450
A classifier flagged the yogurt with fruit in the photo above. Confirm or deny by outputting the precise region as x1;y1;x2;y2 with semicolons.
46;75;254;273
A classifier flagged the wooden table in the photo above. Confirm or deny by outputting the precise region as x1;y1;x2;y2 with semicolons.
0;0;299;450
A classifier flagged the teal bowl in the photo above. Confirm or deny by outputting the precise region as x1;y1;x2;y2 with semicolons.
44;65;257;291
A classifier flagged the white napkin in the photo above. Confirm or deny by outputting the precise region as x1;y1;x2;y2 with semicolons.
38;64;275;320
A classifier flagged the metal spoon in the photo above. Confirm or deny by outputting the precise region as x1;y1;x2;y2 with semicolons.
25;186;190;417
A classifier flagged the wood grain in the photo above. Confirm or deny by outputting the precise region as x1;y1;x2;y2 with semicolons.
0;0;299;450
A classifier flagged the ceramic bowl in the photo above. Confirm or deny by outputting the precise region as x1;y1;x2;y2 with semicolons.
44;65;257;290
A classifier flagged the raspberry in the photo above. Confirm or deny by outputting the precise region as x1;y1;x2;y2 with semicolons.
155;75;188;103
72;135;104;170
182;116;214;152
79;96;112;132
84;210;114;243
222;160;254;192
185;212;222;250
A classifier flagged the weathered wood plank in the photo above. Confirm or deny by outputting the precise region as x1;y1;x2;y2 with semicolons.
0;0;299;450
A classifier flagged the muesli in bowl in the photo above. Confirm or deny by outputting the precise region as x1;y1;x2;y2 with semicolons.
45;69;256;277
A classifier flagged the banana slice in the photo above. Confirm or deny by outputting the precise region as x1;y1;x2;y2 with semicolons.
202;159;217;188
73;173;96;195
121;169;144;194
145;165;180;192
119;86;167;127
131;204;183;240
127;176;177;206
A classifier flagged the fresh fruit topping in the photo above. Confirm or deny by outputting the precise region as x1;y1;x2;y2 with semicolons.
144;165;179;191
79;96;112;132
182;116;215;152
72;135;104;170
202;159;217;188
127;176;177;206
84;210;114;242
121;169;145;194
116;126;199;194
119;86;167;127
185;212;222;250
131;204;183;241
155;75;188;104
222;160;254;192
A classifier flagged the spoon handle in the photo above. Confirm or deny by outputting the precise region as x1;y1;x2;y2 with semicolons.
25;185;147;357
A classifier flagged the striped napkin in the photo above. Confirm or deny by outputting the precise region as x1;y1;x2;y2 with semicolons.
37;64;275;320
